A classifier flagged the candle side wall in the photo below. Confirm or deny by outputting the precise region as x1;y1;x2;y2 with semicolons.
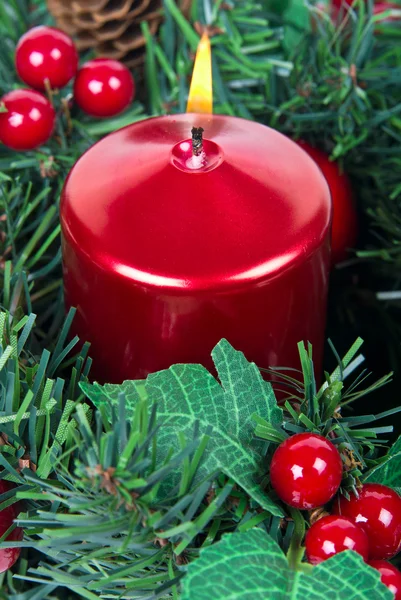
62;233;330;384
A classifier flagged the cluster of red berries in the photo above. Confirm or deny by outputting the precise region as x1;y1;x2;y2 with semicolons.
313;1;401;34
331;0;401;23
333;0;400;13
270;432;401;598
0;480;22;574
0;25;135;151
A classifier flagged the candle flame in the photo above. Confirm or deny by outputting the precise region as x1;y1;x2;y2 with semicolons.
187;32;213;114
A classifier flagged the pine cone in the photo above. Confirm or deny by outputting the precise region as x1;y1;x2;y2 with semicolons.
47;0;163;68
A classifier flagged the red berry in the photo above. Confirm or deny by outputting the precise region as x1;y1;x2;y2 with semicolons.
0;501;18;532
0;530;22;574
374;3;401;22
0;480;20;523
370;561;401;599
305;515;370;565
296;141;358;265
332;0;362;7
333;483;401;560
0;480;22;573
0;525;22;574
269;433;343;510
333;0;390;6
16;26;78;91
0;89;55;151
74;58;135;118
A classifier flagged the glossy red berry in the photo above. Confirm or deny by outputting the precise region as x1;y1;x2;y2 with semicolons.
296;141;358;265
269;433;343;510
0;89;56;151
333;483;401;560
332;0;368;7
0;527;23;574
370;561;401;599
374;3;401;22
0;480;21;525
333;0;401;17
16;26;78;91
305;515;370;565
0;480;22;573
74;58;135;118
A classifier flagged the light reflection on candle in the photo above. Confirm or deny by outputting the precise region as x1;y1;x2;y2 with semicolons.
186;151;206;170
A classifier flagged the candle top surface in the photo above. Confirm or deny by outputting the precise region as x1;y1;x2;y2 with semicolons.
61;114;331;291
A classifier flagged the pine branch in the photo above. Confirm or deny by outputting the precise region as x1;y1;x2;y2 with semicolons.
8;397;233;599
0;304;92;597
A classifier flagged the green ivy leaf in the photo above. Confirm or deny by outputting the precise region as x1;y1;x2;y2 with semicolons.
389;435;401;456
365;435;401;491
211;339;283;432
264;0;292;15
181;529;392;600
283;0;311;54
81;339;283;516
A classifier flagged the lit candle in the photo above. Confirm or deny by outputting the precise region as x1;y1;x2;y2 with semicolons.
60;34;331;383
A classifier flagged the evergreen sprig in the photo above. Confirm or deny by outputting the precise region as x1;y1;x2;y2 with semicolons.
0;305;91;597
11;401;221;599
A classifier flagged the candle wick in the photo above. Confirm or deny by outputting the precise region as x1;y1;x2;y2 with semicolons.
191;127;204;156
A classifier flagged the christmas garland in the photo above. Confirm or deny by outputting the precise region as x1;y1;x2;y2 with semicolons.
0;0;401;598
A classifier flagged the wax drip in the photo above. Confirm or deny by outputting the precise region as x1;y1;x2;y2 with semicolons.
191;127;204;156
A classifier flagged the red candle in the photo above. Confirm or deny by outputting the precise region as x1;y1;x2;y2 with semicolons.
60;113;331;382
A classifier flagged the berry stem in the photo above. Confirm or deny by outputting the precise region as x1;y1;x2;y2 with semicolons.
308;506;329;525
286;507;307;571
287;543;306;571
61;95;73;136
297;562;314;574
44;77;54;104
